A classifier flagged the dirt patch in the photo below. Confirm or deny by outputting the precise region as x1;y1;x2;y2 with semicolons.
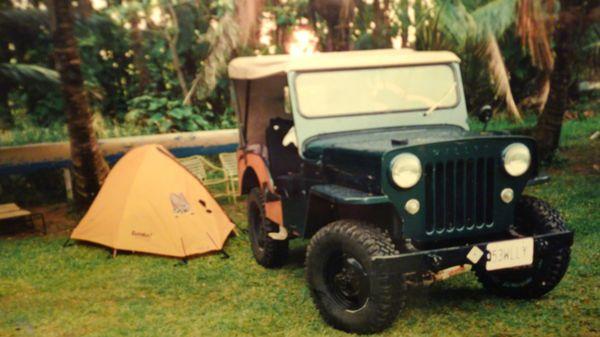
32;203;79;234
546;143;600;176
0;203;79;238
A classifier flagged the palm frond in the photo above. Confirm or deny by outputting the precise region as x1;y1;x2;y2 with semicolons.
0;63;60;88
472;0;518;39
483;34;522;122
184;11;240;104
516;0;557;71
434;0;477;48
0;9;50;39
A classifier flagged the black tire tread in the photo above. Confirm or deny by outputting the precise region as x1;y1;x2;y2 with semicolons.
475;195;571;299
247;188;288;268
306;220;405;334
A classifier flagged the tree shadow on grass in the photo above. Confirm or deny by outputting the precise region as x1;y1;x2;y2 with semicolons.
406;285;491;309
283;244;307;270
279;242;506;314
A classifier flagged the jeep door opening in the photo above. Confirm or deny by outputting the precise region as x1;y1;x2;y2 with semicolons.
228;49;573;334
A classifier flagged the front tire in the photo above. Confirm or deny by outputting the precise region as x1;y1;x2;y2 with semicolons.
247;188;288;268
475;195;571;299
306;220;404;334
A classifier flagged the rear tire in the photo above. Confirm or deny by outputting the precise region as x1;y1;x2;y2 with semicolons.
247;188;288;268
475;196;571;299
306;220;404;334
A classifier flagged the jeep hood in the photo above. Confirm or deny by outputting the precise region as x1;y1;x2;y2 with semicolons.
304;125;470;160
303;125;535;193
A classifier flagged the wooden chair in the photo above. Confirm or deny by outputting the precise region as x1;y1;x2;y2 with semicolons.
0;203;46;234
219;152;239;204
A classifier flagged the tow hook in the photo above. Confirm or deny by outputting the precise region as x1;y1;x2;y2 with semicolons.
427;253;443;268
422;265;472;285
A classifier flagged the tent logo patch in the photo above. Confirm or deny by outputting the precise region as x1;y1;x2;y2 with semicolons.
170;193;191;214
131;230;152;238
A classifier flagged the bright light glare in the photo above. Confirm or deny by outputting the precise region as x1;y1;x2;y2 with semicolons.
391;35;403;49
150;7;163;25
259;12;276;46
287;28;318;56
92;0;107;10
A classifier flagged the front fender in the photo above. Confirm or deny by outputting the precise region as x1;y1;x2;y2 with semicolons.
237;149;283;225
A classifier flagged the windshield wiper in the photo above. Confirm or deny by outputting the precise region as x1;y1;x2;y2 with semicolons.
423;83;457;117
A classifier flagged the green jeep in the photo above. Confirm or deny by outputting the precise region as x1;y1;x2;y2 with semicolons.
228;49;573;334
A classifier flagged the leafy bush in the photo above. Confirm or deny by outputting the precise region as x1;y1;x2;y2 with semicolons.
124;95;213;133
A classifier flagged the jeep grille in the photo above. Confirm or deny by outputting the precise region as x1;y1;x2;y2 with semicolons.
424;157;496;236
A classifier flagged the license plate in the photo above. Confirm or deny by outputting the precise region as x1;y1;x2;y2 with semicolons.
486;238;534;271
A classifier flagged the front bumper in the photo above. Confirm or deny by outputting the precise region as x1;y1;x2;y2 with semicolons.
372;231;574;275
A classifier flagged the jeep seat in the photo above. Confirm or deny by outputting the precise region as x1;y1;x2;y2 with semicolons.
266;118;301;178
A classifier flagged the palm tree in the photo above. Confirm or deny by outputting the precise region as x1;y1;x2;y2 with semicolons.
51;0;109;207
184;0;252;104
410;0;524;121
419;0;599;159
528;0;599;160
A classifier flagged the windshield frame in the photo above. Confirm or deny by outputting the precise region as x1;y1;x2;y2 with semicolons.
292;63;461;119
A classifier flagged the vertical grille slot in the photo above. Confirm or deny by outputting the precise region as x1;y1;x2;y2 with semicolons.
445;161;455;231
485;158;495;224
424;163;434;233
424;156;496;236
455;160;465;231
465;159;475;229
434;163;444;232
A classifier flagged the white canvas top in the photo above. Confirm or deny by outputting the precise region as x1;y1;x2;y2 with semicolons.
228;49;460;80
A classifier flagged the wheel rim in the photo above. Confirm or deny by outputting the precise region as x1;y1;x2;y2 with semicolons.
325;251;369;311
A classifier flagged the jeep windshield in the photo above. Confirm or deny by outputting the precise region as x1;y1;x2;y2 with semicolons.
294;64;458;118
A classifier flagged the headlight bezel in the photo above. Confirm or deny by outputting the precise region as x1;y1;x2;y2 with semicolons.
502;142;531;177
390;153;422;189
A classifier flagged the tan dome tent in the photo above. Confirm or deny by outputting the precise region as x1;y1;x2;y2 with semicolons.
71;144;235;258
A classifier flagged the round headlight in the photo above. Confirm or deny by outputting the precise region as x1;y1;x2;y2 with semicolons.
391;153;422;188
502;143;531;176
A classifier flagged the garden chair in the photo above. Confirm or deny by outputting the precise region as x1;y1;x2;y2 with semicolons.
0;203;46;234
178;155;228;199
218;152;239;204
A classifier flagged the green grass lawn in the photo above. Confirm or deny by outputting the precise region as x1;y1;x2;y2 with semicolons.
1;116;599;337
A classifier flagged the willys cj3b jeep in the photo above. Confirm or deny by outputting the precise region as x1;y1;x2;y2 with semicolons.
227;49;573;334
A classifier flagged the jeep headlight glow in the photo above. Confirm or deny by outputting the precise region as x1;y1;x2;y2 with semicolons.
502;143;531;177
390;153;422;188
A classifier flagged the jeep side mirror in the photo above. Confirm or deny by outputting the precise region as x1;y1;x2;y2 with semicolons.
478;105;492;131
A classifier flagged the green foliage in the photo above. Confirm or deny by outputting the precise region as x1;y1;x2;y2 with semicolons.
0;63;59;87
0;0;597;136
125;94;212;133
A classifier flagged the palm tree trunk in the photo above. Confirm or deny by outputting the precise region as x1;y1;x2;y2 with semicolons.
532;23;574;161
51;0;109;207
519;71;551;114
